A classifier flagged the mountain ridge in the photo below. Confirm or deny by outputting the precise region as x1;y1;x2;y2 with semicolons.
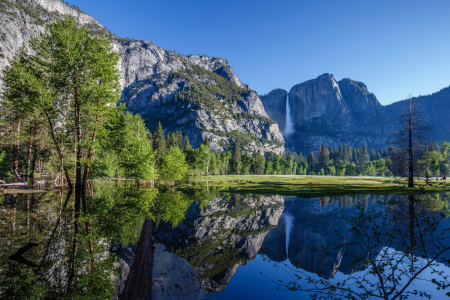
0;0;285;154
261;73;450;154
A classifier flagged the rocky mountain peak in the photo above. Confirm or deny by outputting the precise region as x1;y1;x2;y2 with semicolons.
33;0;101;26
289;73;347;125
0;0;285;155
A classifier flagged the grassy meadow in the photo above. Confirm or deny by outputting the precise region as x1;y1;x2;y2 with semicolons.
187;175;450;197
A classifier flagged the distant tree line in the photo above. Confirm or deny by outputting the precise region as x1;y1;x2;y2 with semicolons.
150;123;450;178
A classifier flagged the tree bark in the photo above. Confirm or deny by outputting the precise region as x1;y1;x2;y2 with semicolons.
45;112;73;189
13;122;20;177
26;125;34;176
120;217;153;300
408;101;414;188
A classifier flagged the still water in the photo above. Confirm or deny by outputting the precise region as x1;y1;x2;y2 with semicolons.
1;183;449;299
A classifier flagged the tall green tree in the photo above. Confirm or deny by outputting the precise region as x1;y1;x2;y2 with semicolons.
231;142;241;175
251;151;265;175
3;16;121;191
153;122;166;163
183;135;192;151
160;147;189;185
360;142;370;167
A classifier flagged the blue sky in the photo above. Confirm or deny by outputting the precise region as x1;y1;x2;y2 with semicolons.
70;0;450;105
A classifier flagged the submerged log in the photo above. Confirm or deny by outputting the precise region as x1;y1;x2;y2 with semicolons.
120;216;153;300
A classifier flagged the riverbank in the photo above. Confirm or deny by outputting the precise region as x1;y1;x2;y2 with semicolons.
187;175;449;197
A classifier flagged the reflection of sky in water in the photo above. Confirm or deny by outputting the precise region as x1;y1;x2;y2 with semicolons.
212;252;450;300
206;194;450;300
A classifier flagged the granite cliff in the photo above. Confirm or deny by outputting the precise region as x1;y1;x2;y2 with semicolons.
262;73;449;154
0;0;285;154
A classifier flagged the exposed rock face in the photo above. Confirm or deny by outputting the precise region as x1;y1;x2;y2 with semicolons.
0;0;101;74
290;74;347;125
34;0;101;26
284;74;394;153
117;47;285;152
263;73;450;154
260;88;288;133
154;194;285;293
0;0;285;155
261;74;403;153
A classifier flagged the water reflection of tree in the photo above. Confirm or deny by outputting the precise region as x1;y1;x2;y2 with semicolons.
264;193;450;299
0;183;160;299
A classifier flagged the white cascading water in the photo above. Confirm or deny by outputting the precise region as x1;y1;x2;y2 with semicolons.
284;213;294;257
284;93;295;136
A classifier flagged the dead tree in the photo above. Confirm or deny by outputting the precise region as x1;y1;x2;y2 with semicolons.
390;95;432;187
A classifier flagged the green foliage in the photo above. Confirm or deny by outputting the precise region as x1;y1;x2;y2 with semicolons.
418;151;445;178
94;112;157;181
2;16;121;185
160;147;189;184
153;122;166;163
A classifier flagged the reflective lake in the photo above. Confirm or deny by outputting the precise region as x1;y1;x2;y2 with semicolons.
1;183;450;299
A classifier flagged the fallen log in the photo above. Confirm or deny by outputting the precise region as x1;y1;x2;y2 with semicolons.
120;216;153;300
0;189;48;194
14;169;29;186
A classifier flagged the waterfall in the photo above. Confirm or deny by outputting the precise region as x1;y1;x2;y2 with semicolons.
284;213;294;257
284;93;294;136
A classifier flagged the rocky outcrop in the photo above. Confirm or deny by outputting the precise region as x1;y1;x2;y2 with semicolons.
0;0;285;155
119;56;285;153
0;0;102;78
260;88;288;133
34;0;101;26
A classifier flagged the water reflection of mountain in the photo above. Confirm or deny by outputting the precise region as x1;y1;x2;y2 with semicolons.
261;195;386;279
158;192;450;294
154;194;285;293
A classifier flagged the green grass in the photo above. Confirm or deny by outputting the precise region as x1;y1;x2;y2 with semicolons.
185;175;449;197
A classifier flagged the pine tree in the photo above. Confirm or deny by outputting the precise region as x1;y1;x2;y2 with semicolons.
176;131;183;149
251;151;265;174
153;122;166;163
307;152;315;172
342;143;348;162
167;132;177;149
360;142;370;167
183;135;192;151
318;144;329;170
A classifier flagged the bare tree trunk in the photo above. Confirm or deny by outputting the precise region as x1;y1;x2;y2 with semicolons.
13;122;20;177
31;142;37;178
120;217;153;300
45;112;73;189
408;195;415;265
408;101;414;187
26;125;34;177
81;190;95;289
68;190;80;295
